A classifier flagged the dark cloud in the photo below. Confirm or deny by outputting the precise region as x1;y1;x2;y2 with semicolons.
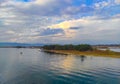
69;27;81;30
40;28;64;36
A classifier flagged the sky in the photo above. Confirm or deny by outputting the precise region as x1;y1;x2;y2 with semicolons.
0;0;120;44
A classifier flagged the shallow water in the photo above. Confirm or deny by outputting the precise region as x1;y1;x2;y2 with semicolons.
0;48;120;84
110;48;120;52
98;48;120;52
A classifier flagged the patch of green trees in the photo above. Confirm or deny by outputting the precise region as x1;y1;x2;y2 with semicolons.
42;44;93;51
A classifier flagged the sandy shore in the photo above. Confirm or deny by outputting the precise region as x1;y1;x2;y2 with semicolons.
44;50;120;58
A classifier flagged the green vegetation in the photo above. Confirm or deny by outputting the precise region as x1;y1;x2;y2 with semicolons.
43;44;93;51
43;44;120;58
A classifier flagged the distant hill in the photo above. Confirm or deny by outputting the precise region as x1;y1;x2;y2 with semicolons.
0;42;44;47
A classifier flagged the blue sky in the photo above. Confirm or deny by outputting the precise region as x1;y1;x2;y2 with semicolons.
0;0;120;44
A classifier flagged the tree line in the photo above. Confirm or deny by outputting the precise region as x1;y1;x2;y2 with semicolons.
42;44;93;51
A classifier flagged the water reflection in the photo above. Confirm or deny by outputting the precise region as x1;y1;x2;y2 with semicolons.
0;48;120;84
80;55;86;62
44;51;87;63
44;51;68;55
61;55;75;71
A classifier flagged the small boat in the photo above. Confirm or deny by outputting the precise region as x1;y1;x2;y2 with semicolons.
20;52;23;54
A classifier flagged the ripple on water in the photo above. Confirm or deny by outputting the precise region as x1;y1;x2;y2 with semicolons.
0;48;120;84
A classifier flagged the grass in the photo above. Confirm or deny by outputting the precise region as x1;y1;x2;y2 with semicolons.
44;49;120;58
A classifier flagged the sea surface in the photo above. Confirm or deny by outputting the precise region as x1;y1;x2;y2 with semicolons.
98;48;120;52
110;48;120;52
0;48;120;84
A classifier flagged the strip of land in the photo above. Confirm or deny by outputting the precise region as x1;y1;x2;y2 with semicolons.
44;50;120;58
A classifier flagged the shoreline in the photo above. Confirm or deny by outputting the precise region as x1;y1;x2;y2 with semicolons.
44;49;120;58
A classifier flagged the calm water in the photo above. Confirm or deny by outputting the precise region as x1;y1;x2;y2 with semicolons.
110;48;120;52
99;48;120;52
0;48;120;84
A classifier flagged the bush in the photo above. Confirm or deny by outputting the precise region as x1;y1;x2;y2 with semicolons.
75;44;93;51
43;44;93;51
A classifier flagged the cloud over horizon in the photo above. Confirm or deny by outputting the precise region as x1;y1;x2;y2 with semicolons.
0;0;120;44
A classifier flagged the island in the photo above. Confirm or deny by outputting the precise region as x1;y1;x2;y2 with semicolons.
42;44;120;58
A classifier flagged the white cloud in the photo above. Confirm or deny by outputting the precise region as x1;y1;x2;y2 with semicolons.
1;0;55;7
94;1;110;9
34;0;55;5
47;15;120;44
5;30;15;34
115;0;120;4
48;19;88;29
0;0;120;44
